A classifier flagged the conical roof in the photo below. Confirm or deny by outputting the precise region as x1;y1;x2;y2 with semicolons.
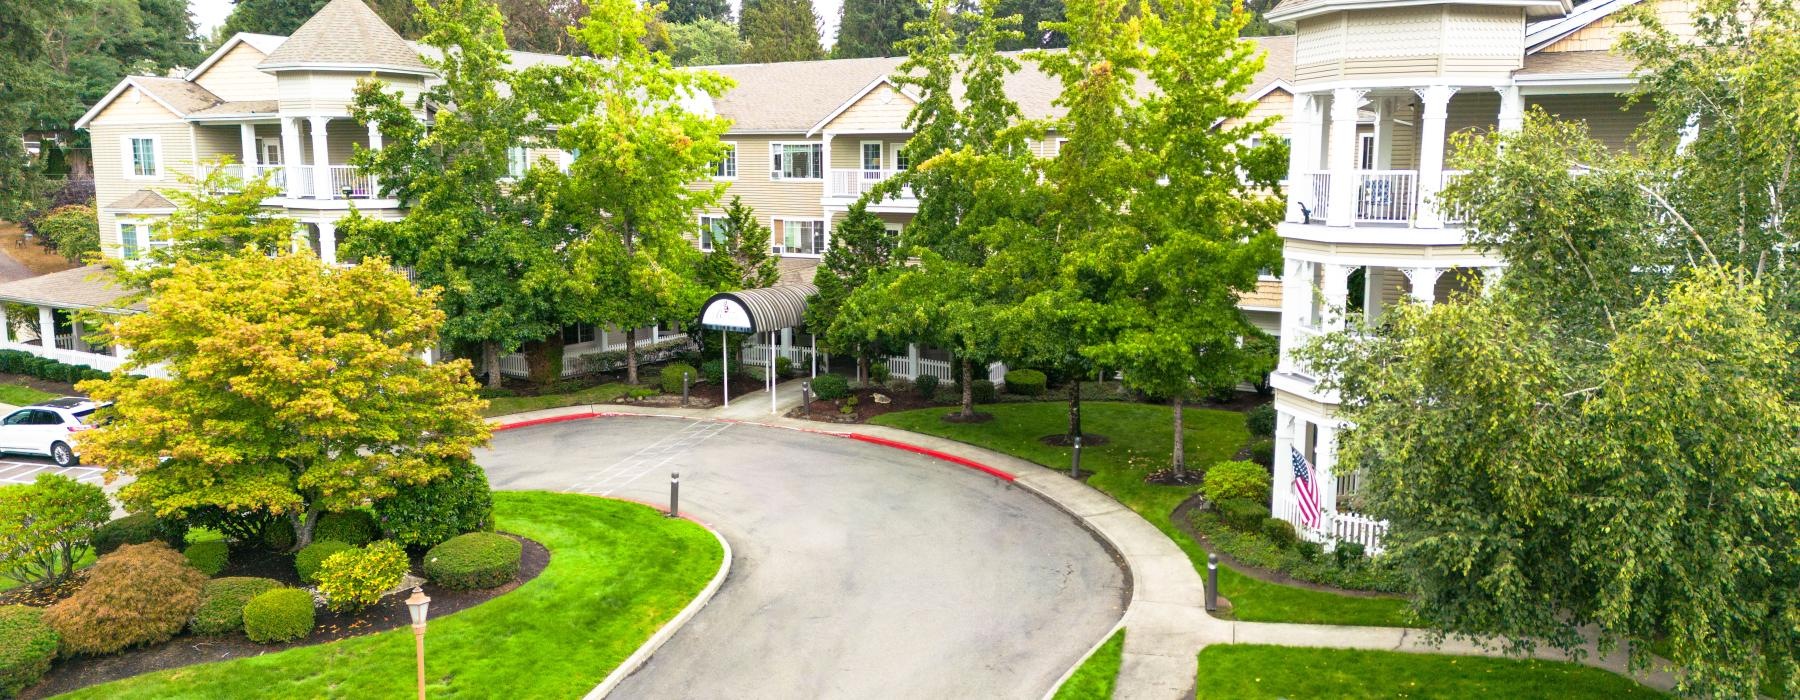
257;0;429;74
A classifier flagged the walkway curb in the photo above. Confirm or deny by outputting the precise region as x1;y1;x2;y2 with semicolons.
846;433;1017;482
583;514;734;700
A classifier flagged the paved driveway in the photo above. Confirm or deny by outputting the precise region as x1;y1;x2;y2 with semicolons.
477;416;1127;699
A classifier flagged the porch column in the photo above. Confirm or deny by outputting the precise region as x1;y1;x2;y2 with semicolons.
1405;266;1444;306
366;123;383;194
1316;422;1340;516
308;116;332;200
317;221;337;264
651;324;661;345
238;123;258;174
1482;266;1505;295
38;307;55;350
908;343;921;380
1371;97;1395;169
1270;412;1296;519
1326;88;1368;227
821;133;833;194
1495;86;1524;133
1678;112;1700;153
279;117;303;198
1412;85;1458;229
69;318;83;352
1277;258;1310;374
1364;267;1384;325
1285;93;1323;223
1320;263;1351;333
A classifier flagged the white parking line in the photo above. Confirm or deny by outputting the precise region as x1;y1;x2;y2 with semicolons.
0;462;105;485
566;420;732;496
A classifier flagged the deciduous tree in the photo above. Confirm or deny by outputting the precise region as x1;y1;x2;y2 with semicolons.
0;474;110;586
806;200;899;383
740;0;825;62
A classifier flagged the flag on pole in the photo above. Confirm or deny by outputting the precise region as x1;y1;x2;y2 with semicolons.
1290;447;1321;529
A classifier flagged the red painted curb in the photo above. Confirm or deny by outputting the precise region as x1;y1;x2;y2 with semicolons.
491;412;597;432
847;433;1017;482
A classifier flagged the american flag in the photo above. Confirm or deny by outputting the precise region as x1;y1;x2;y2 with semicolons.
1290;447;1321;529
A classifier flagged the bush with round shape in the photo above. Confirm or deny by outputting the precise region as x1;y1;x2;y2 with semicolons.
869;361;890;385
700;359;726;384
810;373;850;401
183;540;230;576
955;379;997;404
1260;517;1299;548
1202;460;1271;505
242;588;314;644
1245;403;1276;438
659;363;698;394
775;356;793;378
1248;438;1275;467
258;517;296;553
374;459;494;549
0;605;57;697
914;373;938;399
1215;498;1268;532
42;542;206;656
423;532;522;590
189;577;281;636
316;541;410;613
92;512;186;556
294;540;352;585
1003;369;1047;396
0;473;109;587
312;510;378;547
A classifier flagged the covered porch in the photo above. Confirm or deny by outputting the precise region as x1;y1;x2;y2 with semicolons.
0;266;154;376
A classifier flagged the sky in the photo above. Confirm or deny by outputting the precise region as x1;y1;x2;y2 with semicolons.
187;0;844;44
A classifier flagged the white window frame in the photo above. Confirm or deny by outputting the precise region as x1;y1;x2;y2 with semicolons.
1359;134;1374;170
770;217;827;257
117;217;169;261
893;145;909;172
768;142;824;181
1052;138;1068;157
117;221;143;260
713;142;737;180
860;141;884;174
123;135;163;179
506;146;529;180
697;214;727;252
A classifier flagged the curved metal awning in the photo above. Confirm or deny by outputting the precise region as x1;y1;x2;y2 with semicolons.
698;284;817;334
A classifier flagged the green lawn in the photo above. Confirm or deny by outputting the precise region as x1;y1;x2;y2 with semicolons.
1194;645;1665;699
480;382;635;417
58;491;723;699
870;401;1414;627
1054;628;1125;699
0;382;59;406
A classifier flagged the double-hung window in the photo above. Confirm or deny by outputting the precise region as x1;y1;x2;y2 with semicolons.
507;146;528;179
698;215;728;252
126;136;160;178
119;222;142;260
770;143;823;180
713;143;737;179
774;218;826;256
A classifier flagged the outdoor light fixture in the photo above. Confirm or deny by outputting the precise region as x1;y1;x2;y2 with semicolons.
405;586;431;699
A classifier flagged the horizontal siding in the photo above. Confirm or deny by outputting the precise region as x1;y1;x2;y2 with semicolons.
278;72;424;115
1445;89;1501;143
1440;56;1522;74
700;134;825;222
89;85;181;124
823;83;914;133
828;137;906;170
1526;93;1649;151
90;121;192;258
1225;89;1292;137
192;123;240;164
192;43;276;102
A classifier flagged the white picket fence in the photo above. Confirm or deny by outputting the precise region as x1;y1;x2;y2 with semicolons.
739;343;817;369
884;354;953;381
1274;494;1388;555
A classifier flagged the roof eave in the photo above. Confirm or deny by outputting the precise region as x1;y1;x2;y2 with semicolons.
1269;0;1571;25
256;62;435;77
73;77;192;130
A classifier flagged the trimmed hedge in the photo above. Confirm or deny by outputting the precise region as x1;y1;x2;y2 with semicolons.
659;363;698;394
775;356;793;378
258;518;296;553
183;540;230;576
700;359;726;384
242;588;314;644
43;542;206;656
0;349;107;385
1216;497;1268;532
312;511;378;547
294;540;351;585
0;605;57;697
869;361;889;385
423;532;522;591
914;373;938;399
1245;403;1276;438
1249;438;1275;467
1260;517;1299;548
374;459;493;549
189;577;281;636
810;373;849;401
1003;369;1047;396
92;513;187;556
953;379;997;404
1202;460;1271;505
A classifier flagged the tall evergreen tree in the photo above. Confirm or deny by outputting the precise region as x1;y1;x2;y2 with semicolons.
663;0;730;24
698;196;780;291
739;0;825;62
667;18;746;66
220;0;328;37
994;0;1067;49
806;200;899;382
834;0;925;58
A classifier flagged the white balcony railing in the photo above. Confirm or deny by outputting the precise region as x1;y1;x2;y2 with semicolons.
1440;170;1469;223
828;169;914;200
1305;172;1331;222
328;165;376;199
1354;170;1417;223
289;165;314;198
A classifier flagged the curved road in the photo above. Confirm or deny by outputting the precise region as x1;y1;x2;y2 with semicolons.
477;416;1126;699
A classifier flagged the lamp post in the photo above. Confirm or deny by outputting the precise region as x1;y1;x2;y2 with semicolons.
405;586;431;700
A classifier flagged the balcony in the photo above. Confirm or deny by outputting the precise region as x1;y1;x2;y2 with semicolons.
197;163;377;201
1300;170;1428;225
827;169;915;204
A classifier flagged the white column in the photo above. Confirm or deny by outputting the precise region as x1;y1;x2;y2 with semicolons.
1677;112;1700;152
1320;263;1351;333
308;116;332;200
279;117;303;198
1285;93;1323;223
1405;266;1444;306
908;343;921;381
238;123;258;173
1326;88;1368;227
1372;97;1395;169
69;318;83;352
38;307;55;349
1495;86;1524;133
1482;266;1505;295
1364;267;1384;325
652;324;661;345
317;221;337;264
365;122;382;194
1316;422;1340;516
1412;85;1459;229
1277;257;1310;374
0;305;10;344
1271;412;1295;518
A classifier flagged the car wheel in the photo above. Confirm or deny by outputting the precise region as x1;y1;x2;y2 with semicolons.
50;442;76;467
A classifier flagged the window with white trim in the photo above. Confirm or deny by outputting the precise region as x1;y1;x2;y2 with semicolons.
861;142;883;173
126;136;160;178
561;323;597;345
118;222;142;260
507;146;528;179
774;218;826;255
118;219;169;260
698;215;727;252
713;143;737;179
894;147;910;172
769;143;823;180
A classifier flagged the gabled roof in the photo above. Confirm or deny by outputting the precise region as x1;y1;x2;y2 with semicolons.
0;266;142;313
1526;0;1640;52
185;32;286;81
258;0;429;75
710;57;909;133
1268;0;1573;25
73;76;225;129
105;190;176;212
805;76;919;137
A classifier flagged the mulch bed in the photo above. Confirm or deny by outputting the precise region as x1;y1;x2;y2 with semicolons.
0;371;79;397
787;385;943;423
17;534;549;699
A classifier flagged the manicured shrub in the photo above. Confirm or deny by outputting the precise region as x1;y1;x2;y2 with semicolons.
242;588;315;644
659;363;698;394
43;542;206;656
700;359;726;384
189;577;281;636
316;541;410;613
0;473;110;587
0;349;101;387
914;373;938;399
374;459;494;549
1249;438;1275;467
312;511;378;547
423;532;522;590
92;512;187;556
1260;517;1299;548
183;540;230;576
964;379;997;404
810;373;850;401
0;605;57;697
294;540;352;585
869;361;890;385
1245;403;1276;438
1003;369;1047;396
258;517;296;553
1333;541;1367;567
1295;540;1324;562
775;356;793;378
1215;498;1268;532
1202;460;1271;505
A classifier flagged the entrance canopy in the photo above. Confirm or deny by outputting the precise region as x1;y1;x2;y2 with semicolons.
698;284;817;334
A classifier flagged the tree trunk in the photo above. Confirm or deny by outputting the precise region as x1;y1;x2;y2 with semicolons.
1069;378;1083;441
857;355;869;387
960;359;974;418
1172;395;1186;476
291;507;321;551
625;328;639;384
482;341;502;389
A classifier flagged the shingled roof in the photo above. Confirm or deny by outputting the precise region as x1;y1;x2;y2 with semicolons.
258;0;429;74
105;190;176;212
0;266;142;312
1516;49;1637;76
130;77;225;116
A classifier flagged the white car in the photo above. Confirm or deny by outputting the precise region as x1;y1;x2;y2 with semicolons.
0;397;107;467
